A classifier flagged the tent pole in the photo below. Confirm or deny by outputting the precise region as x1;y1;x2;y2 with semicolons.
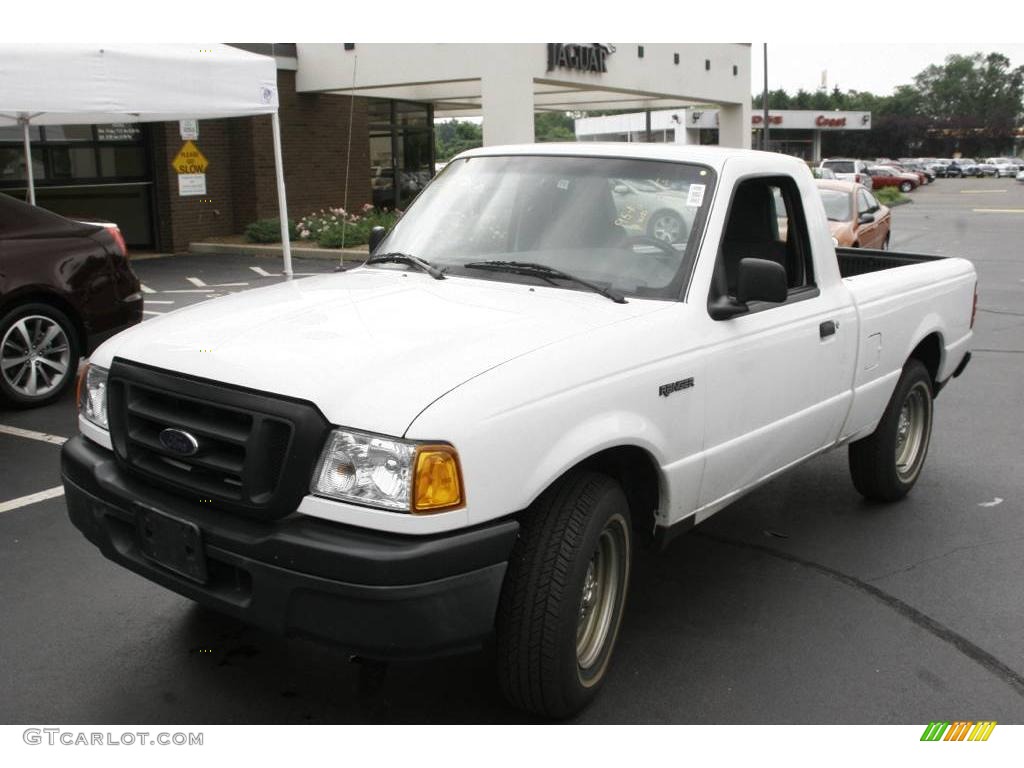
270;111;293;279
20;116;35;206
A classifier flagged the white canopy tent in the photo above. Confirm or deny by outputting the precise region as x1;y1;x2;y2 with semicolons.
0;43;294;276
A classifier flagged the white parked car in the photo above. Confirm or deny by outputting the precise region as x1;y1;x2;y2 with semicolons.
65;145;976;718
985;158;1022;178
1016;169;1024;183
820;158;873;189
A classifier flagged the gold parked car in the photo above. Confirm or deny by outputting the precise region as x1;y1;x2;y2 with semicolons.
816;180;892;249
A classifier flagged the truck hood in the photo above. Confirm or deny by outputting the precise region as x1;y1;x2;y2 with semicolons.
92;268;664;436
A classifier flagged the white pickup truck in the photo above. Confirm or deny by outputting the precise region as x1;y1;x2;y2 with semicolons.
63;144;976;718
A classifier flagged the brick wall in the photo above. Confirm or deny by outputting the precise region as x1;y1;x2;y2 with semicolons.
153;69;372;252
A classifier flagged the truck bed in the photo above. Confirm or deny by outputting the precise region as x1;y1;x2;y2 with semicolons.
836;247;944;278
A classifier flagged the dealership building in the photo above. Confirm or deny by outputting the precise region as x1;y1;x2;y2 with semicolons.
575;107;872;162
0;43;752;252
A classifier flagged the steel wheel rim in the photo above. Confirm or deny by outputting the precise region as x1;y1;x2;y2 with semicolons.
576;515;628;680
895;382;930;482
1;315;71;398
650;213;682;243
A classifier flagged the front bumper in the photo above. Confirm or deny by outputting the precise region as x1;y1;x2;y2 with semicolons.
62;436;518;660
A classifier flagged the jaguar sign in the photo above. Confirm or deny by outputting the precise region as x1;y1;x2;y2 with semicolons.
546;44;613;74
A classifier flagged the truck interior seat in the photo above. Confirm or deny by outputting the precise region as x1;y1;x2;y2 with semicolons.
721;182;789;295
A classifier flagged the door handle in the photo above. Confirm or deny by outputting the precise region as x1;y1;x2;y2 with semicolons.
819;320;837;338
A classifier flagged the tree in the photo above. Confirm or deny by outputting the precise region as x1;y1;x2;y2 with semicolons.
534;111;576;142
912;52;1024;155
434;119;483;162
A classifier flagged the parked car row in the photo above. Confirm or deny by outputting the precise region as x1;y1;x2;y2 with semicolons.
819;159;928;193
822;156;1024;189
896;156;1024;179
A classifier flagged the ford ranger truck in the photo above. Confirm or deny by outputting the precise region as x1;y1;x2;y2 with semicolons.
63;145;976;718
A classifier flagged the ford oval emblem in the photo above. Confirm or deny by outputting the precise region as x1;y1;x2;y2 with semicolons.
159;428;199;456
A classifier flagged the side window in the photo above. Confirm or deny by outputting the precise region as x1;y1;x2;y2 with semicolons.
864;191;880;211
713;176;816;306
857;190;872;215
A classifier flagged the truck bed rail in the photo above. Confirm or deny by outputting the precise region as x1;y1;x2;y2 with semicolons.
836;247;944;278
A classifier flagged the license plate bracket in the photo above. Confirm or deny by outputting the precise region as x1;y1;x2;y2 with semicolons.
136;505;208;583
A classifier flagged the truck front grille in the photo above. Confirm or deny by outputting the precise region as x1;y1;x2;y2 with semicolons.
106;360;330;518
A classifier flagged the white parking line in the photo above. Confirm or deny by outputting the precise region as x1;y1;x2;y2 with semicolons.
143;310;165;316
0;424;68;445
162;289;214;294
140;284;156;294
249;266;319;277
186;276;207;287
0;486;65;514
144;300;175;305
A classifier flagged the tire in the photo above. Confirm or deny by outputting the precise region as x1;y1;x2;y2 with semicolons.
0;303;80;408
647;209;687;244
849;359;933;502
496;470;632;718
899;181;913;193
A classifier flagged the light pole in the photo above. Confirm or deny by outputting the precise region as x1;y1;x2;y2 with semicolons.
762;43;770;151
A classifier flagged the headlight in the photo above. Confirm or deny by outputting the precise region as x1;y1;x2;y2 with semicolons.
311;428;464;514
77;363;109;430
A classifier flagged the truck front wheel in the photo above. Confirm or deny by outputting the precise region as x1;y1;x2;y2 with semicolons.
496;470;632;718
848;359;933;501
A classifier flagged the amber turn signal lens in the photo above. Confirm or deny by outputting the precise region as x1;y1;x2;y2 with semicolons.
75;362;89;412
412;445;464;513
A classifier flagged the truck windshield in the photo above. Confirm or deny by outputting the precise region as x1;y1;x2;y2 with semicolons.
372;154;717;300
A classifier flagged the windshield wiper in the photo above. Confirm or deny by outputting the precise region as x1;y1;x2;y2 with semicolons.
463;260;626;304
366;251;446;280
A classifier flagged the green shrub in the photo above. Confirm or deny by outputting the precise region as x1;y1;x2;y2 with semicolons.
244;218;298;243
298;204;399;249
873;187;908;206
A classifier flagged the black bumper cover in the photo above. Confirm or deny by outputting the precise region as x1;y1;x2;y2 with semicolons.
62;436;518;660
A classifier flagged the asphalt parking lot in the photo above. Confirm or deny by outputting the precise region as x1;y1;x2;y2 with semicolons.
1;177;1023;724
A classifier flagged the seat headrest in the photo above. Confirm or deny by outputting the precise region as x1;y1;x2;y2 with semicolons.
725;184;779;243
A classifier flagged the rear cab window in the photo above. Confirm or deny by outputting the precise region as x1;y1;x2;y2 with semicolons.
824;160;855;174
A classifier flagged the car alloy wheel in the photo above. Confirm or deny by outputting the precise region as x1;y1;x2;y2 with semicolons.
648;211;685;243
1;314;72;399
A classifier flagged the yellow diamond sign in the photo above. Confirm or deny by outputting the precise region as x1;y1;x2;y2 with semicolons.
172;141;208;174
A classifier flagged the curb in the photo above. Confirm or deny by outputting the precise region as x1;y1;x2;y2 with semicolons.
189;241;368;262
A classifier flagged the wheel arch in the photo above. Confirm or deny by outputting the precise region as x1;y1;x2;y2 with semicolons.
528;444;664;544
0;288;85;351
908;331;942;389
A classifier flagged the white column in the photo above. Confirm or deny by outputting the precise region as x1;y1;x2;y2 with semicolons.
270;112;293;279
21;117;35;206
812;130;822;163
718;102;752;149
481;73;535;146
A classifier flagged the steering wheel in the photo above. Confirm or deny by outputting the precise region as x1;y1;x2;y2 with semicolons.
623;234;677;257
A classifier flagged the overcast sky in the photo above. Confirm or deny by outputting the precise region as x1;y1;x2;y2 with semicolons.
750;43;1024;96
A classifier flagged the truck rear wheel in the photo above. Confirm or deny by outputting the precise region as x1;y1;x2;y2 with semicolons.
849;359;933;501
496;470;632;718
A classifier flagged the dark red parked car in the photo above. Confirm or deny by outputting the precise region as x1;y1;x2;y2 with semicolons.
866;166;918;193
0;194;143;408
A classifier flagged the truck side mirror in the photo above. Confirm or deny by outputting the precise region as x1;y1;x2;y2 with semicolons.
736;258;788;304
858;213;875;225
368;226;387;254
